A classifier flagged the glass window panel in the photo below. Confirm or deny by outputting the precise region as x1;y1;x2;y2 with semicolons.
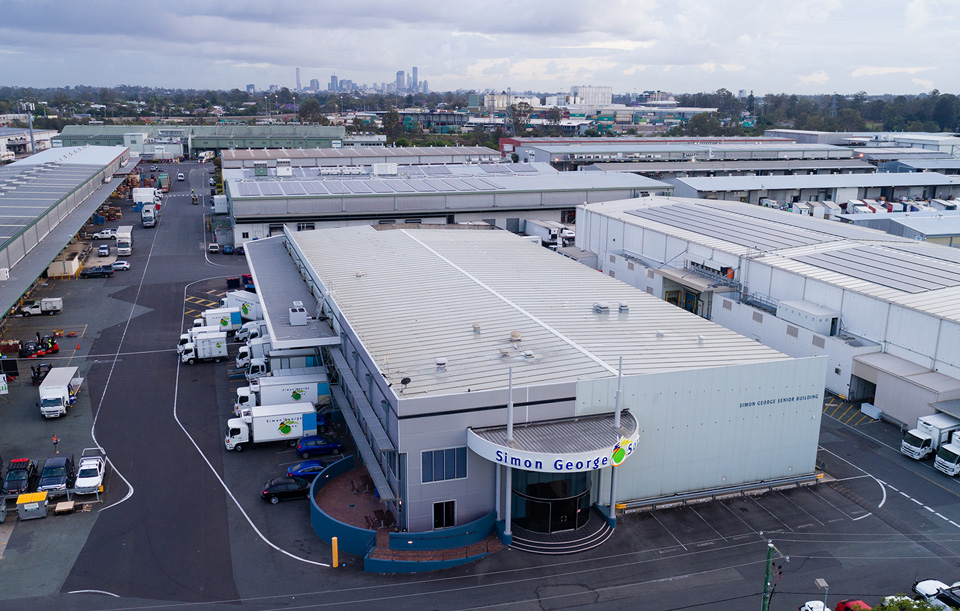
444;449;456;480
456;447;467;478
433;451;444;482
421;451;433;483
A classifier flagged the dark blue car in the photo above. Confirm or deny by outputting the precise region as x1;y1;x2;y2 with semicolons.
286;459;329;480
296;435;343;459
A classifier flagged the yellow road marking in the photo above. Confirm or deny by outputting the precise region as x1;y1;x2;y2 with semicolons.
854;414;869;426
839;404;856;422
830;402;845;417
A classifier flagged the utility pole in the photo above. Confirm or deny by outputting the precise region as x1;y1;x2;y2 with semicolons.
760;540;788;611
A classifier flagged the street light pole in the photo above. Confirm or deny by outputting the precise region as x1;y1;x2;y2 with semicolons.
760;540;788;611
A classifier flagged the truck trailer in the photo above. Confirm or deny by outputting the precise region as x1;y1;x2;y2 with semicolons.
177;325;222;354
141;203;161;227
181;332;228;365
234;370;331;414
193;307;243;334
38;366;83;418
219;291;262;321
901;413;960;460
245;348;323;382
224;403;318;452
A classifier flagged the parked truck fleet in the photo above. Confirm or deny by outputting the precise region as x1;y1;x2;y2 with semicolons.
224;403;319;452
38;367;83;418
193;307;243;334
234;370;331;415
181;331;228;364
219;291;262;321
935;431;960;476
236;337;271;368
245;348;323;382
901;413;960;460
236;319;268;343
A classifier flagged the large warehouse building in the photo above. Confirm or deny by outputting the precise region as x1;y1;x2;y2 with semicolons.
577;197;960;428
246;227;826;541
223;163;671;244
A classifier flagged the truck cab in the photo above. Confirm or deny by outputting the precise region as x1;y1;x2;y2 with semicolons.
245;358;269;381
225;418;250;450
935;432;960;476
901;429;933;459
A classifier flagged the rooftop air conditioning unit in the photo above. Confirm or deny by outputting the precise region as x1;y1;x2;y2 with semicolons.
0;268;9;281
289;301;307;326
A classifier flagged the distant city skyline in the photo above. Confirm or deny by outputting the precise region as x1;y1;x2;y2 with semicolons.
1;0;956;95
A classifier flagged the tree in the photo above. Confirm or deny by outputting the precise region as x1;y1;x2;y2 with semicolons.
509;102;531;136
298;97;322;123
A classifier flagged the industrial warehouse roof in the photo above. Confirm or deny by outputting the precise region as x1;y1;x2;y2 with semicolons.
226;163;670;200
0;146;125;248
891;159;960;170
672;172;960;192
530;143;851;156
220;146;498;163
60;124;344;138
584;197;960;324
287;227;789;397
589;159;876;173
892;215;960;236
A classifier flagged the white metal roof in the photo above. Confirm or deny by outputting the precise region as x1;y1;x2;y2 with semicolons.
674;172;960;192
289;227;789;397
584;197;960;324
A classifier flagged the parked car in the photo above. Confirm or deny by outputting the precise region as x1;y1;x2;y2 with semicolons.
235;245;245;255
913;579;959;610
296;435;343;459
2;458;37;495
286;460;331;480
260;476;310;504
37;454;76;494
98;244;110;256
834;601;871;611
111;261;130;271
221;244;234;255
177;173;185;181
93;229;117;240
149;165;158;172
209;178;216;186
74;453;106;494
80;266;114;279
208;243;219;254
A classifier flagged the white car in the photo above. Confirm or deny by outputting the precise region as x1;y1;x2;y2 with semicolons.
111;261;130;271
74;453;106;494
93;229;117;240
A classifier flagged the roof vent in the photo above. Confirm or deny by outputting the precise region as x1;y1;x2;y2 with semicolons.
435;357;447;372
356;270;365;277
698;335;705;343
523;350;535;359
499;348;511;357
593;302;610;314
473;324;482;334
619;302;629;313
655;330;665;338
510;330;522;342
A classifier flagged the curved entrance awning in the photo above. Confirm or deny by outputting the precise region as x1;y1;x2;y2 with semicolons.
467;412;639;473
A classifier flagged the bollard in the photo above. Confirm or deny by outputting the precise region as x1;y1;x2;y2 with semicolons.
332;536;338;568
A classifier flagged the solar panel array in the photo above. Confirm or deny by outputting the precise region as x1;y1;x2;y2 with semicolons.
792;245;960;293
627;203;824;252
0;162;103;247
231;175;508;198
887;242;960;267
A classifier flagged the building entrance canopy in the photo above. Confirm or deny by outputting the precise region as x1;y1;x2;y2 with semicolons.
467;411;639;473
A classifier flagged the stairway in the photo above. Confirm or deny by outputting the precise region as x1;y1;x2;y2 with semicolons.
509;509;614;555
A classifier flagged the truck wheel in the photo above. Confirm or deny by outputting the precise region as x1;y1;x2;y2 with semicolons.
48;311;55;316
288;440;297;447
214;357;221;363
188;358;196;365
22;311;30;317
332;448;340;455
234;444;243;452
300;451;309;459
270;496;279;504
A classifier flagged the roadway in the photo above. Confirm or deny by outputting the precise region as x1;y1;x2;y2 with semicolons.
0;164;958;609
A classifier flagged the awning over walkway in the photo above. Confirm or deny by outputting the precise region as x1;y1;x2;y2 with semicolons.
468;411;639;473
650;267;727;293
932;399;960;421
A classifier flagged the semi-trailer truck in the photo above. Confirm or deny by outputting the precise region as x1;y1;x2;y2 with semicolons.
236;320;269;342
219;291;262;321
193;307;243;334
236;337;272;369
901;413;960;460
234;371;331;414
38;366;83;418
181;332;228;364
935;431;960;476
245;348;323;382
224;403;318;452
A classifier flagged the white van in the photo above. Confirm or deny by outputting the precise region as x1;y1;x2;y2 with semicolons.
177;173;185;181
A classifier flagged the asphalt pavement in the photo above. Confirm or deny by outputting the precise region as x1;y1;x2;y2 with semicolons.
0;162;959;610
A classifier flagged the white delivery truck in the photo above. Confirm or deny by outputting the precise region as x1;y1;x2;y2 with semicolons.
193;307;243;334
20;297;63;317
116;225;133;256
245;348;323;382
935;431;960;476
236;320;269;342
901;413;960;460
132;187;158;206
177;325;221;354
141;203;160;227
219;291;262;321
234;370;331;414
236;337;272;369
181;332;228;364
224;403;318;452
38;366;83;418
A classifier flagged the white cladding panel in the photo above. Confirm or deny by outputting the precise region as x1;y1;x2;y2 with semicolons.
874;371;939;427
770;268;805;301
886;305;941;365
746;261;772;295
623;223;644;254
939;321;960;371
839;291;888;340
802;279;844;312
577;357;827;501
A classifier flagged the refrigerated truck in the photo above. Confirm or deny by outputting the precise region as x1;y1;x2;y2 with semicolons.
245;348;323;382
141;203;160;227
180;332;228;364
236;337;272;369
236;320;268;343
193;307;243;334
901;413;960;460
116;225;133;256
234;370;331;414
224;403;318;452
177;325;222;354
219;291;262;321
39;366;83;418
935;431;960;476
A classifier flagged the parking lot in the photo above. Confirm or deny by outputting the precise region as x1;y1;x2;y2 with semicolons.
0;161;958;609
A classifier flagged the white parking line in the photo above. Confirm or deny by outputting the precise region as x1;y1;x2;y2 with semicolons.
820;446;886;508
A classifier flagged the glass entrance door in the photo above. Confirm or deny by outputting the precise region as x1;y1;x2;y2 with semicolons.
511;469;593;534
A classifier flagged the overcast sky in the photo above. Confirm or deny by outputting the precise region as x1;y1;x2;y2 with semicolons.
2;0;957;95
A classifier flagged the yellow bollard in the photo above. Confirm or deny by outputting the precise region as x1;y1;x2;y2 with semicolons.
332;536;338;568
